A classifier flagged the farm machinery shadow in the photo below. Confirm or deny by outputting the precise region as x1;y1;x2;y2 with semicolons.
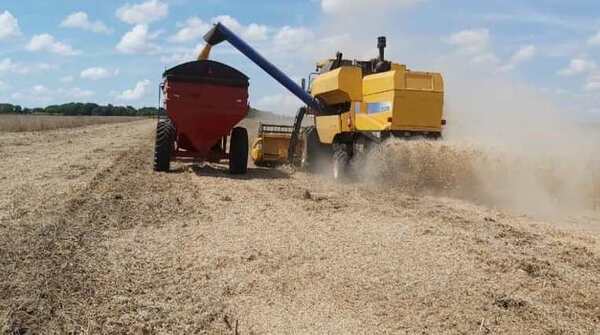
178;164;290;180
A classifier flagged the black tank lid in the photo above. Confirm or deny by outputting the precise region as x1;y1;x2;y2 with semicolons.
163;60;249;87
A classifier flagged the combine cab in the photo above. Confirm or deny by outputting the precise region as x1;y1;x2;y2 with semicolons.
154;60;250;174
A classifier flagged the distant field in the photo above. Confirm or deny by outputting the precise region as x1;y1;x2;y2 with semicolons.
0;114;145;132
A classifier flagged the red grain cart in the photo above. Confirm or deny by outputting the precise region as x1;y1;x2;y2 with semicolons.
154;60;250;174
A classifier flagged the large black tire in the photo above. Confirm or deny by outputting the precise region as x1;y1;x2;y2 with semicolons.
154;118;175;172
229;127;248;174
302;127;328;172
332;143;351;181
287;107;307;165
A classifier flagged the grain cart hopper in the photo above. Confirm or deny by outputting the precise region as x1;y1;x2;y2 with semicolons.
154;60;250;174
198;23;445;179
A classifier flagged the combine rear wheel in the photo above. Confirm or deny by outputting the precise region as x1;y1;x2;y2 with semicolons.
332;143;350;181
229;127;248;174
154;118;175;172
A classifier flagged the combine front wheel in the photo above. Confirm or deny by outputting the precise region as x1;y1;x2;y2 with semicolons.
332;143;350;181
302;127;328;172
229;127;248;174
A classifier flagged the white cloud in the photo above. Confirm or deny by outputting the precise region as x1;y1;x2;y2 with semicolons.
273;26;314;52
60;12;111;34
0;58;57;74
558;58;597;76
446;29;491;55
10;92;23;100
162;16;272;64
170;17;210;43
586;82;600;91
26;34;80;56
484;12;588;32
446;29;497;66
160;43;204;65
472;52;500;65
589;31;600;46
585;73;600;91
244;23;268;42
255;93;302;115
500;45;536;72
80;67;119;80
509;45;536;63
321;0;424;14
11;85;95;103
0;58;15;72
116;0;168;25
160;53;188;65
116;24;158;54
10;85;55;104
60;75;74;83
211;15;268;42
212;15;242;33
117;79;151;100
33;85;50;95
63;87;94;99
446;29;535;72
0;11;21;40
37;63;56;71
0;80;7;91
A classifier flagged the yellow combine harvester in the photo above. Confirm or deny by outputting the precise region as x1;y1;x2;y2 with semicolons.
198;24;445;179
260;37;444;178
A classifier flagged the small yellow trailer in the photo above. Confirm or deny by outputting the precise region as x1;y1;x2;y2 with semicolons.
251;123;304;166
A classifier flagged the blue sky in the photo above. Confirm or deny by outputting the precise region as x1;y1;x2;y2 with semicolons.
0;0;599;118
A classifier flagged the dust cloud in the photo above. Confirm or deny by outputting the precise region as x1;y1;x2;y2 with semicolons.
361;74;600;217
315;8;600;217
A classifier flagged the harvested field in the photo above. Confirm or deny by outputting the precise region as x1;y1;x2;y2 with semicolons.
1;119;599;334
0;114;144;132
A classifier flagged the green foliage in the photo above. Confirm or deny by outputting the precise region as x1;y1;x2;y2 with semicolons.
0;103;23;114
247;107;267;119
0;103;280;119
0;103;158;116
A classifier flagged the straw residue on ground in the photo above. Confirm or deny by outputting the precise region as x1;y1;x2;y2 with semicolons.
1;120;599;334
362;138;600;217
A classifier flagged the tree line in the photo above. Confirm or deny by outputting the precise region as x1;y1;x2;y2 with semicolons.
0;103;158;116
0;102;270;118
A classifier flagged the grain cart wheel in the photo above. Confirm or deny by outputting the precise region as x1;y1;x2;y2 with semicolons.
154;118;175;172
332;143;351;181
229;127;248;174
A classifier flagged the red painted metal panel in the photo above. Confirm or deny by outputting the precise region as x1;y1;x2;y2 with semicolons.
164;80;248;158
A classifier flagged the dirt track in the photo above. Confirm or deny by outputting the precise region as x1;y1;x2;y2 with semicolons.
1;120;599;334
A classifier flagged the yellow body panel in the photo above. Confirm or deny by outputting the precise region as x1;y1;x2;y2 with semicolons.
315;115;341;144
392;90;443;130
355;111;392;131
311;61;444;138
251;131;304;165
311;67;363;105
363;64;407;94
251;134;293;163
251;138;264;162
